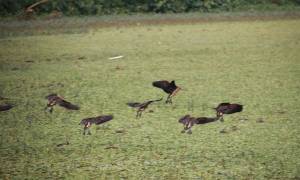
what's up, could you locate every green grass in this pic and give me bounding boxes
[0,17,300,179]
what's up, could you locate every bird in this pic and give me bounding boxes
[127,98,163,118]
[213,103,243,121]
[79,115,113,135]
[0,104,13,111]
[45,93,79,113]
[0,96,9,100]
[152,80,181,104]
[56,141,70,147]
[179,114,220,134]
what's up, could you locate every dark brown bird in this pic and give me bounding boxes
[45,93,79,113]
[152,80,181,104]
[79,115,113,135]
[0,104,13,111]
[179,114,219,134]
[214,103,243,121]
[127,98,162,118]
[56,141,70,147]
[0,96,9,100]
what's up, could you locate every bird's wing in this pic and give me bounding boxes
[217,102,231,107]
[152,81,170,90]
[127,102,141,108]
[58,99,80,110]
[145,98,163,105]
[79,117,94,125]
[226,104,243,114]
[195,117,217,124]
[0,104,13,111]
[154,98,163,102]
[0,96,9,100]
[94,115,113,125]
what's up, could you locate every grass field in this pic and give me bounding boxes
[0,15,300,179]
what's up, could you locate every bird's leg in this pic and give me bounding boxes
[45,105,53,113]
[44,103,53,113]
[87,129,91,135]
[83,122,91,135]
[182,120,193,133]
[168,87,181,104]
[49,107,53,113]
[44,105,48,112]
[166,94,172,104]
[137,107,145,118]
[166,94,170,103]
[181,124,188,133]
[83,126,88,135]
[187,121,193,134]
[218,112,224,122]
[220,116,224,122]
[46,100,56,113]
[83,127,86,135]
[138,110,143,118]
[136,110,140,118]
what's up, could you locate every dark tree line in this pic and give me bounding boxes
[1,0,299,16]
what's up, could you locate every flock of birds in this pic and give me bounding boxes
[1,80,243,135]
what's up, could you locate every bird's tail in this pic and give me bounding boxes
[59,100,80,110]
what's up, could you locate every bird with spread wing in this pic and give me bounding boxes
[127,98,163,118]
[79,115,113,135]
[152,80,181,104]
[45,93,80,113]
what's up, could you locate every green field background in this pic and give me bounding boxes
[0,18,300,179]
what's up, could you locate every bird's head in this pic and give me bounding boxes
[179,114,191,124]
[45,93,58,99]
[172,81,183,91]
[79,119,88,125]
